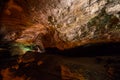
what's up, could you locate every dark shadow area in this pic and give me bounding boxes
[46,42,120,57]
[0,42,120,80]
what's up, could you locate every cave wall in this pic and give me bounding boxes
[0,0,120,50]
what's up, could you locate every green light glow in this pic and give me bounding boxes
[13,43,33,54]
[21,47,31,52]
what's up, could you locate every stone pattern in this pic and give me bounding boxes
[0,0,120,50]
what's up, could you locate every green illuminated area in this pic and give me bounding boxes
[20,45,32,53]
[11,43,34,55]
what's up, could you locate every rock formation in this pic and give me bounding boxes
[0,0,120,52]
[0,1,120,79]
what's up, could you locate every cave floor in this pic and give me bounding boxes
[0,51,120,80]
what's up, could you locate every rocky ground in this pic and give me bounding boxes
[0,0,120,79]
[0,42,120,80]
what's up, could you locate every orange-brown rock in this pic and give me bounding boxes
[0,0,120,51]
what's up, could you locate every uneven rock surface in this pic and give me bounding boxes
[0,0,120,51]
[0,42,120,80]
[0,1,120,80]
[0,51,120,80]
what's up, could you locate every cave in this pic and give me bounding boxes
[0,0,120,80]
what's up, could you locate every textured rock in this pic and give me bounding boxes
[1,52,120,80]
[0,0,120,50]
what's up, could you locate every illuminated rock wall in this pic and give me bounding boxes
[0,0,120,50]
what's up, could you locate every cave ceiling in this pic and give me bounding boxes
[0,0,120,50]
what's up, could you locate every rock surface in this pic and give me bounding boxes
[0,0,120,50]
[0,1,120,79]
[0,51,120,80]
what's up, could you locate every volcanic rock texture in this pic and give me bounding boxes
[0,0,120,50]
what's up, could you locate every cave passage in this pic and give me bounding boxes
[0,42,120,80]
[46,42,120,57]
[1,42,120,58]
